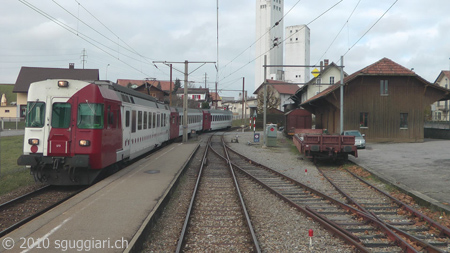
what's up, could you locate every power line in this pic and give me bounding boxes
[341,0,399,59]
[315,0,361,66]
[219,0,344,87]
[18,0,153,77]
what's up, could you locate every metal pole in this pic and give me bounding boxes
[340,56,344,134]
[169,64,173,107]
[183,60,188,143]
[263,55,267,146]
[242,77,245,123]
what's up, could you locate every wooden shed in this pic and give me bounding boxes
[284,108,312,135]
[301,58,450,142]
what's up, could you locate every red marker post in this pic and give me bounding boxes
[305,168,308,176]
[309,229,313,248]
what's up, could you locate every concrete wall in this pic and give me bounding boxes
[425,122,450,139]
[424,128,450,139]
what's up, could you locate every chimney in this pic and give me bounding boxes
[320,61,323,72]
[324,59,329,67]
[69,63,75,69]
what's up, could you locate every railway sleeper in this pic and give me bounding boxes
[361,241,396,248]
[371,210,399,215]
[386,221,415,226]
[345,227,377,233]
[315,210,348,215]
[364,206,398,210]
[356,234,387,240]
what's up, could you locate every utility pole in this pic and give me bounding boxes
[153,60,215,142]
[263,55,267,147]
[80,48,87,69]
[184,61,188,142]
[340,56,344,134]
[169,64,173,107]
[242,77,245,123]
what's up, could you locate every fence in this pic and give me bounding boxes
[0,117,25,130]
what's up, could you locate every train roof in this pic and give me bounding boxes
[105,81,160,103]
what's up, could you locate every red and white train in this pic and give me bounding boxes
[17,79,232,185]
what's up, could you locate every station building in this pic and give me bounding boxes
[300,58,450,142]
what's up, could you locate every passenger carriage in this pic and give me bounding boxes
[18,79,169,185]
[18,79,233,185]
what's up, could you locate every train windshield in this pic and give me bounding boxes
[25,101,45,128]
[77,103,104,129]
[51,103,71,128]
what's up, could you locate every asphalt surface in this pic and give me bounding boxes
[350,139,450,213]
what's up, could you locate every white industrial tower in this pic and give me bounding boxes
[255,0,284,91]
[285,25,310,84]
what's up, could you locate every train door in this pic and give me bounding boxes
[202,111,211,131]
[121,106,131,159]
[47,97,73,157]
[169,110,179,139]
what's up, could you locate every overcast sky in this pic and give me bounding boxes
[1,0,450,98]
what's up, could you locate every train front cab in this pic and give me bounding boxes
[18,80,122,185]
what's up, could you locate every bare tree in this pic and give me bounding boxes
[257,85,280,114]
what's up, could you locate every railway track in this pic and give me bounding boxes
[225,142,423,252]
[0,185,84,237]
[319,166,450,252]
[176,134,260,252]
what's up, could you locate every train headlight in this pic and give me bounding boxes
[58,80,69,88]
[79,140,91,146]
[28,138,39,145]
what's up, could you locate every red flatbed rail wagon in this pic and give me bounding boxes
[293,133,358,162]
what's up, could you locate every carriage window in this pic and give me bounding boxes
[26,101,46,128]
[131,110,137,132]
[153,113,156,128]
[138,111,143,130]
[143,111,148,129]
[148,112,152,128]
[157,114,160,127]
[51,103,71,128]
[77,103,104,129]
[126,111,130,127]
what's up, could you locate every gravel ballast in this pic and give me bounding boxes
[143,132,354,252]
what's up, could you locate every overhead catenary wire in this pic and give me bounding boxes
[342,0,399,58]
[315,0,362,66]
[18,0,167,79]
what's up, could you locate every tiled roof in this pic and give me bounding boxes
[13,66,99,93]
[433,70,450,84]
[176,88,210,94]
[301,57,427,105]
[116,79,174,91]
[254,79,300,95]
[210,92,221,101]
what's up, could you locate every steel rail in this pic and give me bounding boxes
[0,185,85,238]
[346,168,450,238]
[225,143,420,252]
[206,135,261,253]
[175,134,212,253]
[319,168,444,253]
